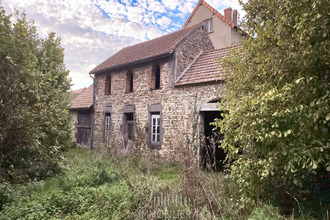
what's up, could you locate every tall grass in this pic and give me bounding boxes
[0,147,312,219]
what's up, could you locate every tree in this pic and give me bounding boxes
[0,6,72,182]
[216,0,329,215]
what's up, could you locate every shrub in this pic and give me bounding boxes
[216,0,329,217]
[0,3,72,183]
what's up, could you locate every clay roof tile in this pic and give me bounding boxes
[70,84,93,109]
[175,45,240,86]
[90,25,199,74]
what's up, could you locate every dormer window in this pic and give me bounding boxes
[126,70,134,93]
[204,19,213,33]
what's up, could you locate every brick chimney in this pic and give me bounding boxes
[233,9,238,26]
[224,7,232,22]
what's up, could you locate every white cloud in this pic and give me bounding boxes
[147,0,166,13]
[1,0,245,90]
[157,16,171,27]
[162,0,184,10]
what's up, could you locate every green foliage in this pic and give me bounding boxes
[0,5,72,182]
[0,148,285,219]
[249,205,284,220]
[0,148,134,219]
[216,0,329,216]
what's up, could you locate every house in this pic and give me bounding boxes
[88,0,244,168]
[183,0,243,49]
[70,85,94,148]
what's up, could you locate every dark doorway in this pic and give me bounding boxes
[200,111,226,171]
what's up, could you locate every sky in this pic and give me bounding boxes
[2,0,245,90]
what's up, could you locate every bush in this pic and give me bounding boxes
[0,3,72,183]
[216,0,329,217]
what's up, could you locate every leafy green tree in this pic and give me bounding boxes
[0,6,72,182]
[216,0,329,215]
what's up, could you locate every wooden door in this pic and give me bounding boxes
[76,110,92,147]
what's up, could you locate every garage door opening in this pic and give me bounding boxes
[200,108,226,171]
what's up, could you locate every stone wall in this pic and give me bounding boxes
[175,25,214,80]
[93,58,225,154]
[93,57,174,149]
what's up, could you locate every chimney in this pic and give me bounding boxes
[224,7,232,22]
[233,9,238,26]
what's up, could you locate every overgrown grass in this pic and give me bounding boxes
[0,148,185,219]
[0,147,315,219]
[0,148,133,219]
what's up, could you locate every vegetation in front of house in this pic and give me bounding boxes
[0,5,72,182]
[216,0,329,217]
[0,147,290,220]
[0,148,186,219]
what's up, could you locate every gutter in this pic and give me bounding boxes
[175,79,224,87]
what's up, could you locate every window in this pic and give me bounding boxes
[151,64,160,90]
[105,113,111,132]
[105,75,111,95]
[148,104,163,148]
[151,114,160,143]
[204,19,213,33]
[122,104,135,142]
[103,106,112,141]
[126,70,133,93]
[124,113,134,140]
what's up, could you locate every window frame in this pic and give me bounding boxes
[103,106,112,142]
[148,104,164,149]
[151,114,161,143]
[124,112,134,140]
[204,19,213,33]
[105,113,111,132]
[122,104,135,142]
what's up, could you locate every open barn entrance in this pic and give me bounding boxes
[200,103,226,171]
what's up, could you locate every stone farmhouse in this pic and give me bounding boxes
[71,0,245,168]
